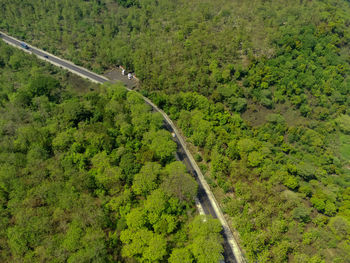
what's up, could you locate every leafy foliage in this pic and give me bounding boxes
[2,0,350,261]
[0,42,223,262]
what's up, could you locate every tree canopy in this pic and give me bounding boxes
[0,41,223,262]
[2,0,350,261]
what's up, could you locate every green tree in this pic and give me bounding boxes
[188,216,224,263]
[120,229,167,262]
[28,75,60,100]
[169,247,193,263]
[162,162,197,203]
[132,162,161,196]
[143,130,177,163]
[293,206,311,223]
[329,216,350,239]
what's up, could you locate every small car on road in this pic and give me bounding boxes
[20,42,29,49]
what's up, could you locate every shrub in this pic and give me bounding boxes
[293,206,311,223]
[335,114,350,134]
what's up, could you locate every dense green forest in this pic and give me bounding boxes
[1,0,350,262]
[0,41,224,262]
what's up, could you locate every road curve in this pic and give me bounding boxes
[0,31,245,263]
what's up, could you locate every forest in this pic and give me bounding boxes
[0,41,224,262]
[1,0,350,262]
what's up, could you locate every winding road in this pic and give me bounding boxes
[0,31,245,263]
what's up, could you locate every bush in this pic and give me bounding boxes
[324,201,337,216]
[199,164,207,174]
[298,183,313,197]
[247,151,263,167]
[284,175,299,190]
[293,206,311,223]
[194,153,202,162]
[228,97,247,113]
[335,114,350,134]
[116,0,139,8]
[310,196,326,212]
[329,216,350,238]
[260,97,273,108]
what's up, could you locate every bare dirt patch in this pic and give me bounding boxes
[104,68,138,89]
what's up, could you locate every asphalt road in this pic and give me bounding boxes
[1,34,110,84]
[166,124,237,263]
[0,32,243,263]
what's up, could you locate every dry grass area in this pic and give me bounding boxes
[241,101,307,127]
[65,73,98,94]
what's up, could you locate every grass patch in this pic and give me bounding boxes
[339,134,350,161]
[65,73,98,95]
[241,101,306,127]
